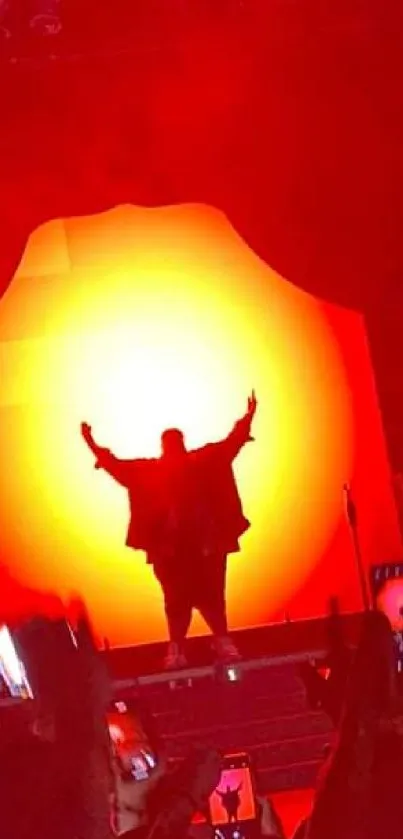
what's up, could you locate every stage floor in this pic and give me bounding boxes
[103,611,363,682]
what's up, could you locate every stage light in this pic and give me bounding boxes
[226,666,239,682]
[29,0,62,36]
[214,662,243,685]
[0,0,62,38]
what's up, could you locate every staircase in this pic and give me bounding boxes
[135,656,334,793]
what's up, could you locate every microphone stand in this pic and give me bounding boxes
[343,484,371,612]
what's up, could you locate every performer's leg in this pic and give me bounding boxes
[197,552,228,637]
[163,587,193,648]
[197,554,240,660]
[153,559,192,668]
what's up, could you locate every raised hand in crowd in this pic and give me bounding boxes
[306,610,403,839]
[0,603,113,839]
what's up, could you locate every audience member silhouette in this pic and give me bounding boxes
[299,597,353,726]
[0,604,221,839]
[0,604,112,839]
[306,610,403,839]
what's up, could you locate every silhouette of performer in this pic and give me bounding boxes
[80,391,257,669]
[216,784,243,823]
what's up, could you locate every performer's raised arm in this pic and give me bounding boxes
[220,390,257,461]
[80,422,134,486]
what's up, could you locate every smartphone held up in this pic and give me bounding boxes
[0,626,32,700]
[209,753,258,839]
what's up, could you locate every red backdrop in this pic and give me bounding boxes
[1,2,403,637]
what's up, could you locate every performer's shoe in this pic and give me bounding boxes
[213,635,241,663]
[164,642,188,671]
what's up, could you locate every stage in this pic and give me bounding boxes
[1,613,362,790]
[104,611,363,681]
[103,612,363,798]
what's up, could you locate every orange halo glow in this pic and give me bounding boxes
[0,204,400,646]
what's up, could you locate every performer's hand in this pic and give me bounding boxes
[81,421,92,439]
[190,747,222,809]
[247,390,257,418]
[80,422,95,450]
[172,747,222,813]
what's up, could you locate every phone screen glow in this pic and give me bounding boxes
[210,764,256,825]
[0,625,33,699]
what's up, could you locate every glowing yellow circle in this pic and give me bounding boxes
[0,204,355,645]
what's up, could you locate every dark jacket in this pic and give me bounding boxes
[95,414,253,561]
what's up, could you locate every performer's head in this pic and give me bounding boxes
[161,428,186,459]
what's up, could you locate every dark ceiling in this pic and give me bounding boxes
[1,0,403,462]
